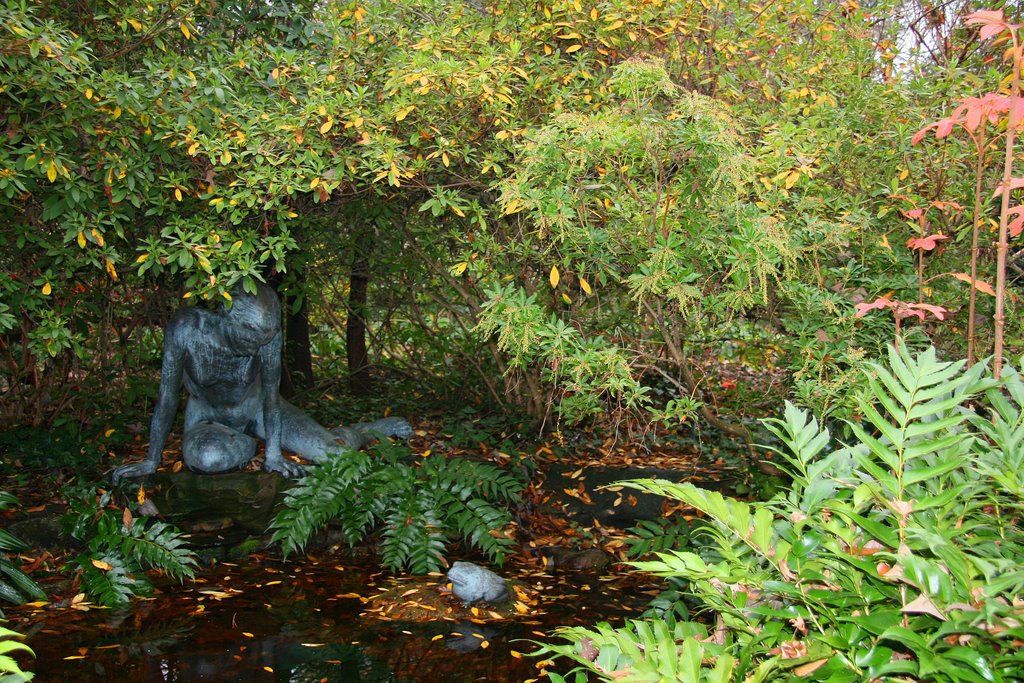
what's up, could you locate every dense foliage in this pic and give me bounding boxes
[3,0,1020,439]
[63,487,197,606]
[536,345,1024,681]
[270,442,524,573]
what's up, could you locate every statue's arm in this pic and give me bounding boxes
[112,318,187,482]
[259,333,303,477]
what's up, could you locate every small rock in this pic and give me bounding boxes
[446,561,509,605]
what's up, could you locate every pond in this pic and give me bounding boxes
[10,555,664,682]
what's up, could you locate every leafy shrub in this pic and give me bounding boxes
[270,441,525,573]
[63,487,197,606]
[536,345,1024,681]
[0,493,44,609]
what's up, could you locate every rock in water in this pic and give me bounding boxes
[446,561,509,605]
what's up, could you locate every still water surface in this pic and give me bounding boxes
[12,557,659,682]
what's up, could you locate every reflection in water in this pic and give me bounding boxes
[12,558,658,682]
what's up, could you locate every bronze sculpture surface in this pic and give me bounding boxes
[113,283,409,482]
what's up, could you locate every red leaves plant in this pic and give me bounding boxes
[906,233,948,251]
[855,297,947,323]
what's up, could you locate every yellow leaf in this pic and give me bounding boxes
[784,169,800,189]
[210,197,224,205]
[318,106,327,116]
[271,68,280,80]
[899,168,909,180]
[136,483,145,504]
[174,188,183,201]
[182,292,192,299]
[395,106,413,122]
[441,152,450,168]
[320,117,334,135]
[561,292,571,304]
[105,258,118,281]
[127,18,142,31]
[565,44,582,53]
[451,205,465,217]
[310,177,320,189]
[579,276,592,295]
[42,282,51,296]
[91,556,114,572]
[180,22,191,39]
[591,8,598,20]
[187,142,199,156]
[84,88,93,100]
[46,162,57,183]
[222,290,232,301]
[606,19,624,30]
[77,231,86,248]
[451,262,468,276]
[549,265,560,288]
[504,199,523,215]
[91,229,105,247]
[880,235,891,250]
[136,253,149,263]
[221,150,232,165]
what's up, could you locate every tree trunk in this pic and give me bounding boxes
[282,288,314,397]
[271,273,314,398]
[347,232,373,396]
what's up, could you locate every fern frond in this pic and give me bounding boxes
[270,451,371,556]
[442,497,515,564]
[78,553,147,607]
[119,520,197,581]
[619,480,782,570]
[626,518,691,559]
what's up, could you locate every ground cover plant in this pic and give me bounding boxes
[535,344,1024,681]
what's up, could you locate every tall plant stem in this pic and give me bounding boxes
[968,128,987,367]
[994,40,1022,379]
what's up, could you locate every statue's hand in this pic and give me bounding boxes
[263,456,307,478]
[112,460,158,484]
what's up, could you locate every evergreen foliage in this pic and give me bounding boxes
[536,346,1024,681]
[0,622,32,683]
[0,493,44,608]
[63,488,197,607]
[270,442,524,574]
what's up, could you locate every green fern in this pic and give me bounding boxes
[270,450,372,556]
[539,347,1024,681]
[270,442,524,573]
[626,517,691,559]
[77,552,144,607]
[63,486,197,607]
[118,519,197,580]
[534,619,736,683]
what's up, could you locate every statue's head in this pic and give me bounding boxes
[222,282,281,356]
